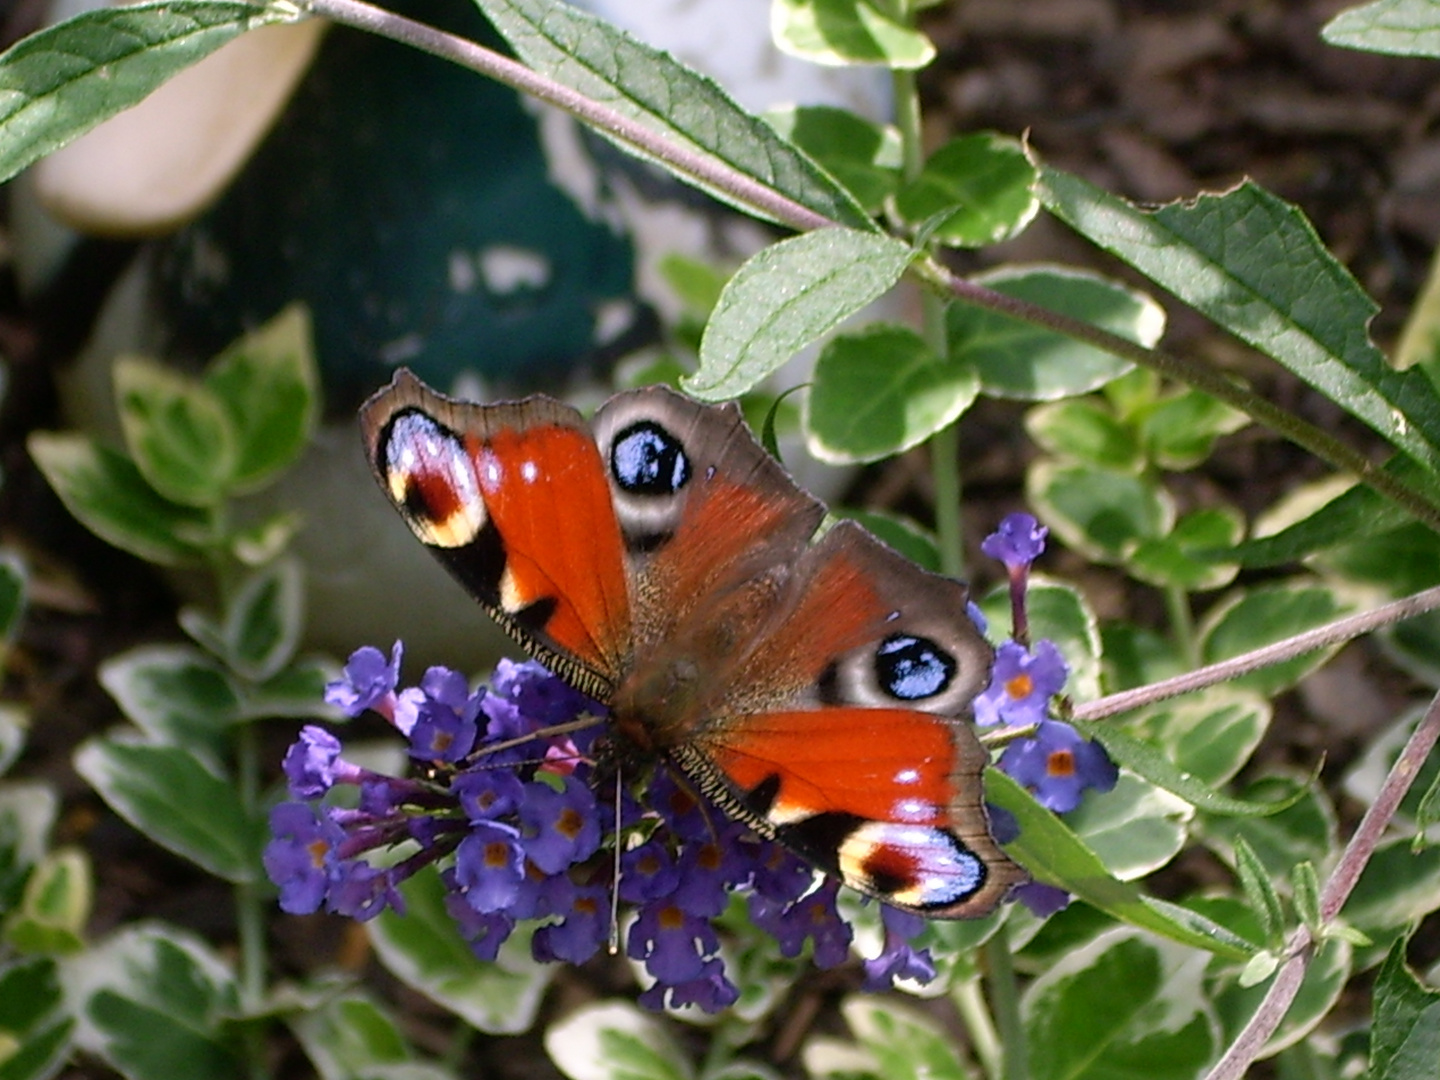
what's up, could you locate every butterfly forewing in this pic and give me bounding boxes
[360,371,632,695]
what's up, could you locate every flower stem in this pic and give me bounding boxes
[235,720,270,1080]
[983,930,1027,1080]
[952,974,1002,1080]
[1164,583,1198,669]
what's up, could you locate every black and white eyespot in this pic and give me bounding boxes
[610,420,691,496]
[380,409,486,550]
[821,627,984,715]
[593,388,721,547]
[875,633,956,701]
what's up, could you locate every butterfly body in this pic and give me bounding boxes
[361,370,1025,918]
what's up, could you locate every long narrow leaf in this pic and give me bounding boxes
[0,0,294,184]
[986,770,1253,959]
[471,0,871,229]
[1041,168,1440,480]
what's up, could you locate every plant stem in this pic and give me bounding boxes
[983,932,1027,1080]
[1073,583,1440,721]
[234,719,270,1080]
[1163,583,1198,669]
[236,722,267,1009]
[303,0,832,233]
[911,256,1440,534]
[952,974,1002,1080]
[1203,686,1440,1080]
[891,59,967,575]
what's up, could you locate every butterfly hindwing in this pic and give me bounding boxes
[686,523,1026,917]
[360,371,632,696]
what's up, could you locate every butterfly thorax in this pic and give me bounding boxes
[609,568,791,753]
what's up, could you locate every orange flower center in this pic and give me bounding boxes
[1047,749,1076,778]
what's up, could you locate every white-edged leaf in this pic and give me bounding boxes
[544,1001,693,1080]
[690,227,913,399]
[0,0,294,184]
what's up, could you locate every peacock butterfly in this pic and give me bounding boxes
[359,369,1025,918]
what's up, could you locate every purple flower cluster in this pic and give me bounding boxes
[976,512,1119,915]
[264,512,1115,1007]
[265,648,923,1011]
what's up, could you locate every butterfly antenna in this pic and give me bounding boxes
[477,714,604,759]
[608,764,623,956]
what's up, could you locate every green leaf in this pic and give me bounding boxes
[1027,461,1174,562]
[27,433,211,565]
[1126,689,1271,788]
[1065,772,1191,880]
[1343,708,1439,827]
[805,323,978,463]
[99,646,241,768]
[229,511,301,567]
[1023,930,1218,1080]
[70,925,240,1080]
[1075,717,1299,818]
[1318,518,1440,599]
[1416,766,1440,850]
[765,105,901,213]
[1129,506,1244,591]
[690,227,913,399]
[0,0,292,185]
[894,132,1037,246]
[1211,929,1352,1056]
[953,265,1161,401]
[1200,776,1338,884]
[1025,398,1142,471]
[1292,861,1322,932]
[1370,938,1440,1080]
[289,993,414,1080]
[772,0,935,69]
[657,254,729,318]
[1343,838,1440,942]
[1041,169,1440,480]
[220,558,304,682]
[835,510,939,571]
[0,957,73,1080]
[1100,622,1184,694]
[1140,388,1248,470]
[368,867,552,1035]
[472,0,870,229]
[834,997,968,1080]
[114,356,235,507]
[543,1001,693,1080]
[987,770,1252,958]
[1323,0,1440,57]
[1198,583,1350,697]
[1222,468,1412,568]
[4,848,90,955]
[0,705,25,778]
[204,303,318,491]
[0,781,58,908]
[0,553,24,661]
[73,735,260,883]
[241,656,337,721]
[1232,836,1285,946]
